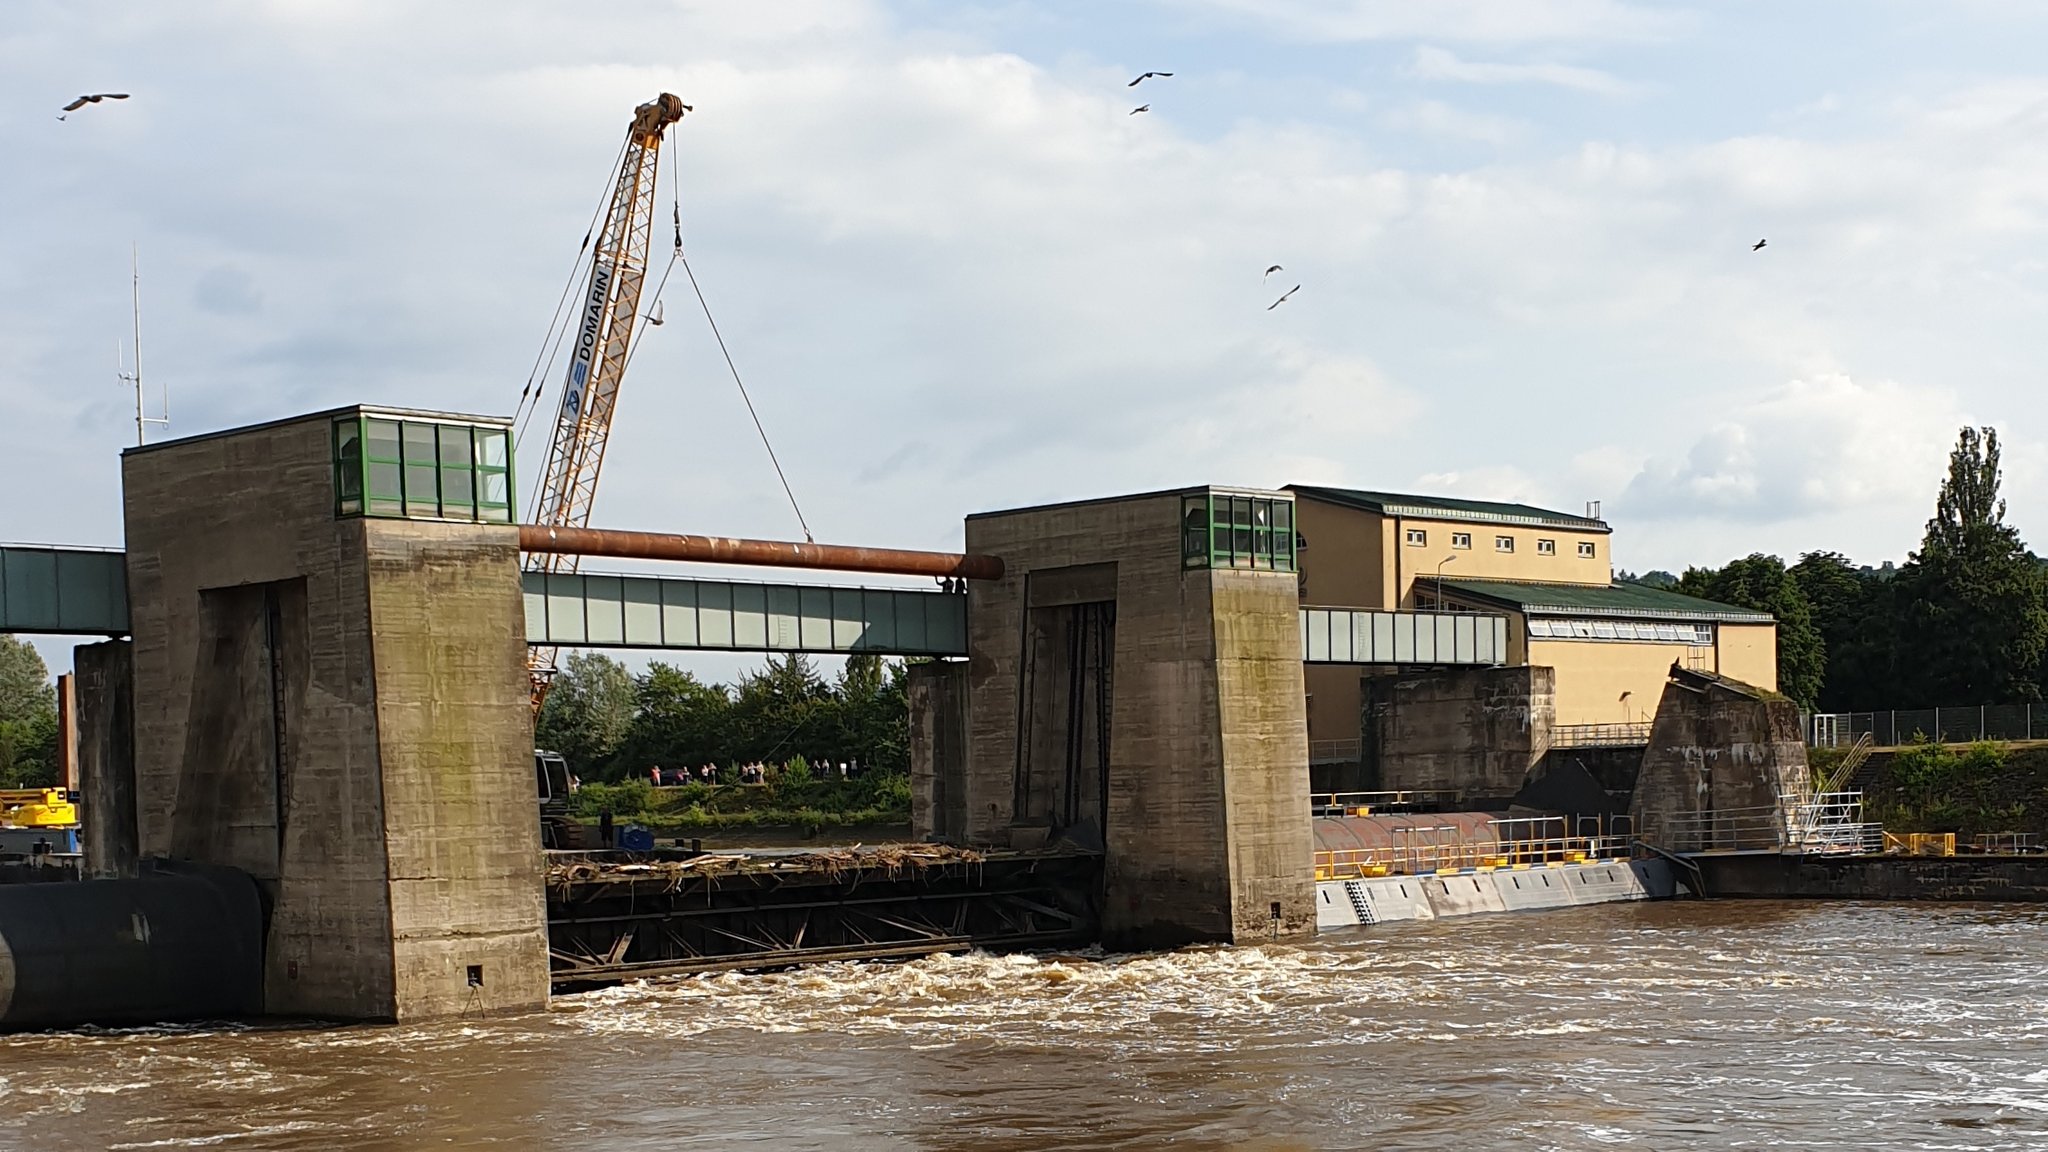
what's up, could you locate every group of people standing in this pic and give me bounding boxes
[645,759,864,787]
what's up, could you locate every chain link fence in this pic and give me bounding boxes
[1806,705,2047,747]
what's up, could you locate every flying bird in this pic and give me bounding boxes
[1130,104,1150,115]
[61,93,128,112]
[1128,71,1174,87]
[1751,238,1767,251]
[1263,264,1284,280]
[1267,285,1300,311]
[647,299,665,326]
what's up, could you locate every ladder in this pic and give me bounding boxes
[1343,880,1377,925]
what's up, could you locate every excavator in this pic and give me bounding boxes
[523,93,689,848]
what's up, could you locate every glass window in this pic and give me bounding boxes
[364,418,404,516]
[333,419,363,515]
[1405,528,1427,547]
[1495,535,1514,553]
[1181,493,1296,573]
[1537,538,1556,555]
[336,415,515,523]
[1451,532,1471,549]
[1578,541,1596,558]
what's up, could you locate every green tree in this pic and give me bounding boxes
[1895,427,2048,705]
[0,636,60,787]
[616,663,732,776]
[1676,553,1825,708]
[534,651,637,780]
[1790,551,1895,711]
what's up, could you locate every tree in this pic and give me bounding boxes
[0,636,60,787]
[616,663,731,777]
[1676,553,1825,709]
[1790,551,1895,711]
[534,651,637,780]
[1894,426,2048,705]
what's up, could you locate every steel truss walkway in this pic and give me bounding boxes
[6,545,1510,668]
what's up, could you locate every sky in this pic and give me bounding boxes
[6,0,2048,675]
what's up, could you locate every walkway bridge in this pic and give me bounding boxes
[4,543,1508,666]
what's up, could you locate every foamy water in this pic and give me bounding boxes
[4,901,2048,1149]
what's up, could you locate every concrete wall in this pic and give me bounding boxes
[363,520,547,1020]
[121,409,545,1022]
[74,639,136,880]
[1716,623,1778,692]
[1365,665,1553,802]
[907,661,969,843]
[1630,667,1809,850]
[1527,638,1703,727]
[962,490,1315,948]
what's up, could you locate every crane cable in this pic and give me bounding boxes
[514,135,632,453]
[664,138,815,544]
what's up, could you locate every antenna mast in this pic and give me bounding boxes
[118,245,168,446]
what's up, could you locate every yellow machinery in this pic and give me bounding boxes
[0,788,78,828]
[524,93,690,714]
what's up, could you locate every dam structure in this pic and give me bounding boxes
[3,402,1864,1030]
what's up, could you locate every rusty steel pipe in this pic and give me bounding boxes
[518,525,1005,581]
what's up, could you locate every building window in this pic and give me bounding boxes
[1182,492,1296,573]
[335,415,513,524]
[1578,541,1596,558]
[1495,535,1514,553]
[1451,532,1471,549]
[1536,538,1556,556]
[1405,528,1427,547]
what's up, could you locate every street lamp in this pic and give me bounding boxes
[1433,554,1456,609]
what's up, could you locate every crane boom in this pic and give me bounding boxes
[526,93,689,712]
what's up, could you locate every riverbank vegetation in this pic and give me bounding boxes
[1861,739,2048,837]
[567,757,912,835]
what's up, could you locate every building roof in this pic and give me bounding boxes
[1438,577,1776,623]
[1285,485,1610,532]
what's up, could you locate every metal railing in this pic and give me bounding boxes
[1310,790,1459,816]
[1308,739,1362,764]
[1807,705,2048,748]
[1312,816,1626,880]
[1649,792,1883,855]
[1550,722,1653,749]
[1970,832,2043,855]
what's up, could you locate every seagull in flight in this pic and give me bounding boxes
[1128,71,1174,87]
[1130,104,1150,115]
[61,92,128,115]
[1267,285,1300,311]
[1263,264,1284,281]
[1751,238,1767,251]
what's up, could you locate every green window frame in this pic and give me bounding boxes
[333,415,514,523]
[1181,492,1296,572]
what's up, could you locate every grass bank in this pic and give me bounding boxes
[568,768,911,837]
[1860,740,2048,837]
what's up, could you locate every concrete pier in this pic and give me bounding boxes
[950,487,1316,949]
[119,407,546,1021]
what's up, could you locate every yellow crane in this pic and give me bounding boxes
[524,93,690,713]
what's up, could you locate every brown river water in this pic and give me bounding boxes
[4,900,2047,1150]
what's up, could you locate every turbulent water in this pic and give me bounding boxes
[5,901,2048,1150]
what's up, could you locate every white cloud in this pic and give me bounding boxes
[1409,46,1635,96]
[1173,0,1690,44]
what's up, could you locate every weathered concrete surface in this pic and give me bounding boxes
[1630,665,1809,850]
[364,520,547,1021]
[1364,665,1553,803]
[1694,853,2048,902]
[121,408,545,1022]
[74,639,136,880]
[907,661,969,843]
[961,489,1315,949]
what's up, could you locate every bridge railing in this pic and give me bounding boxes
[1550,722,1653,749]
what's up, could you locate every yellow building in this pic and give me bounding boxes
[1288,485,1778,767]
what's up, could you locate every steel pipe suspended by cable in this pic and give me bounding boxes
[518,525,1005,581]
